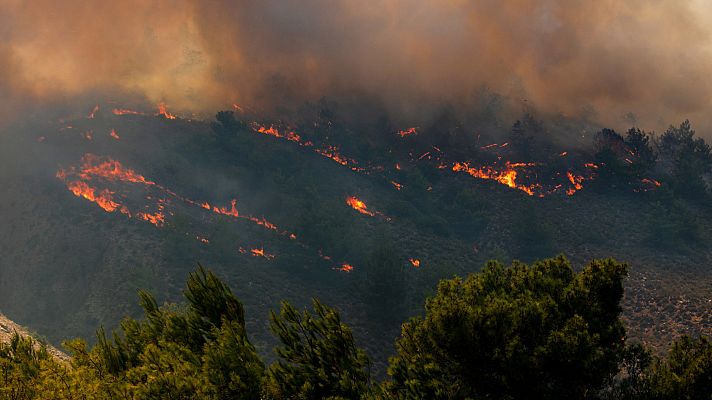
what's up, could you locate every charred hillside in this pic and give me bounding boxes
[0,102,710,374]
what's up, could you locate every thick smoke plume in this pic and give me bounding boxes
[2,0,712,132]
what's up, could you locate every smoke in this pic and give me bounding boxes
[2,0,712,132]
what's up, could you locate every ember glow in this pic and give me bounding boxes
[110,129,120,140]
[396,127,418,137]
[239,247,276,260]
[112,108,145,116]
[409,258,421,268]
[87,105,99,119]
[346,196,375,217]
[337,263,354,273]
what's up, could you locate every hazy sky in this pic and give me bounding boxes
[2,0,712,132]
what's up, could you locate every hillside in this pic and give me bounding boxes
[0,105,710,374]
[0,314,68,362]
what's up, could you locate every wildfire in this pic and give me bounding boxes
[452,162,536,196]
[346,196,376,217]
[396,127,418,137]
[256,125,302,142]
[239,247,275,260]
[391,181,403,190]
[136,212,166,226]
[110,129,120,140]
[156,103,176,119]
[64,180,120,212]
[337,263,354,273]
[641,178,662,187]
[566,171,585,196]
[112,108,144,116]
[74,154,155,185]
[57,154,295,234]
[87,105,99,119]
[409,258,421,268]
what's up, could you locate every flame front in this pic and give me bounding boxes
[452,162,537,196]
[346,196,376,217]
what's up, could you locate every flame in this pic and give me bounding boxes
[559,151,568,157]
[409,258,421,268]
[256,125,302,142]
[196,236,210,244]
[240,247,275,260]
[75,154,155,185]
[215,199,239,217]
[83,130,93,140]
[346,196,376,217]
[110,129,120,140]
[337,263,354,273]
[391,181,403,190]
[64,180,120,212]
[396,127,418,137]
[87,104,99,119]
[566,171,585,195]
[156,102,176,119]
[136,212,166,227]
[112,108,145,116]
[452,162,536,196]
[641,178,662,187]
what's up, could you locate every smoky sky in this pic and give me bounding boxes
[2,0,712,132]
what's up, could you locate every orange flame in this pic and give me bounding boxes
[110,129,120,140]
[75,154,155,185]
[409,258,421,268]
[240,247,275,260]
[337,263,354,272]
[452,162,536,196]
[64,180,120,212]
[112,108,144,116]
[256,125,302,142]
[346,196,376,216]
[396,127,418,137]
[566,171,585,195]
[156,102,176,119]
